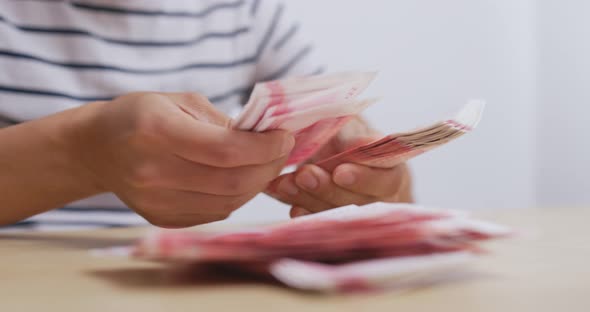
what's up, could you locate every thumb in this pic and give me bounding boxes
[161,92,231,128]
[339,135,382,151]
[334,115,382,151]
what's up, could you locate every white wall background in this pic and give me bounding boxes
[536,1,590,208]
[231,0,589,223]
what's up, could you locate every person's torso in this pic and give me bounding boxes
[0,0,268,125]
[0,0,320,230]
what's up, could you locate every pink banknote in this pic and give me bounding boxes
[232,72,376,164]
[131,203,511,292]
[233,71,484,169]
[316,100,485,170]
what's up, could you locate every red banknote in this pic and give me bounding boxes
[131,203,511,292]
[233,71,484,168]
[233,72,378,165]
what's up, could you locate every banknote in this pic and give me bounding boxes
[131,203,511,292]
[270,252,475,292]
[232,71,484,168]
[94,73,496,293]
[233,71,377,131]
[233,72,377,165]
[316,100,485,170]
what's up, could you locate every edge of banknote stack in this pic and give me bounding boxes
[130,203,512,293]
[93,72,502,294]
[232,71,485,169]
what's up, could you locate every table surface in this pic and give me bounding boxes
[1,207,589,312]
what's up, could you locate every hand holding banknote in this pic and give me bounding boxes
[94,74,492,294]
[267,116,413,217]
[234,71,483,217]
[72,92,294,228]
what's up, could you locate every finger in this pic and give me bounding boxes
[161,111,295,167]
[293,165,377,208]
[290,206,312,218]
[336,117,382,149]
[332,163,410,199]
[269,174,333,213]
[339,135,381,150]
[155,155,287,196]
[120,188,256,228]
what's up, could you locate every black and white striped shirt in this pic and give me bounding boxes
[0,0,321,231]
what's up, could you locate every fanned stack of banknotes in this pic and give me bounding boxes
[232,71,484,168]
[123,72,508,293]
[133,203,511,292]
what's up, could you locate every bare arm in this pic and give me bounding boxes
[0,106,100,224]
[0,93,293,227]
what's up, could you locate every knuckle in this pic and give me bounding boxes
[183,92,209,104]
[136,92,168,105]
[131,94,169,138]
[127,162,161,188]
[133,115,160,141]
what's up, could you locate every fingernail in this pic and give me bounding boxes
[296,171,319,190]
[281,135,296,155]
[278,178,299,196]
[334,168,356,186]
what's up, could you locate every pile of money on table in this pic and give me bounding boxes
[134,203,510,292]
[127,72,508,293]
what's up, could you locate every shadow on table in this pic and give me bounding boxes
[88,264,491,295]
[0,233,136,249]
[89,265,287,291]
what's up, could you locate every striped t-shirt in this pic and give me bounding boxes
[0,0,321,231]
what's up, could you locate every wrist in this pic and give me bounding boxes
[55,102,107,196]
[0,103,109,224]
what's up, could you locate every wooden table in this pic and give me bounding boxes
[1,207,589,312]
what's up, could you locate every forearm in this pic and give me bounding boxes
[0,106,101,225]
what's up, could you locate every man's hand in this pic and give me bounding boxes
[66,93,294,227]
[267,116,413,217]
